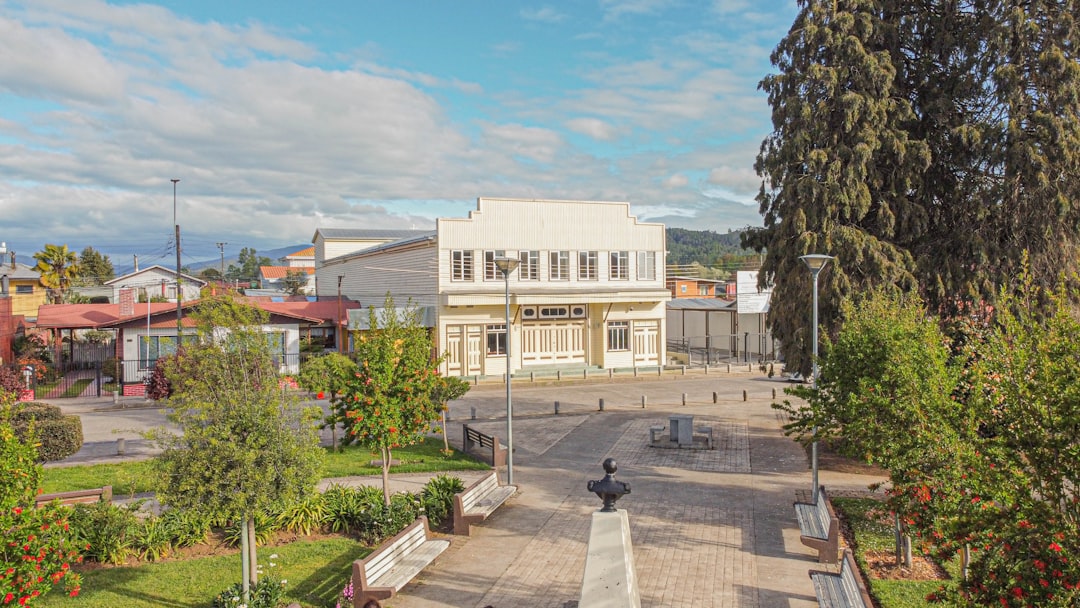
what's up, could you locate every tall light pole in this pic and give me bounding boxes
[799,253,834,504]
[494,256,521,485]
[172,179,182,337]
[216,242,228,286]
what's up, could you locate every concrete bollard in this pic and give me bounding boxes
[531,372,535,382]
[705,364,709,375]
[743,390,748,401]
[555,401,560,415]
[471,407,477,420]
[633,367,638,378]
[727,363,732,373]
[117,438,126,455]
[558,370,563,381]
[713,391,718,404]
[608,368,613,379]
[584,368,589,380]
[772,388,777,399]
[681,365,686,375]
[641,395,647,409]
[748,363,753,372]
[113,390,119,404]
[656,366,662,377]
[598,398,605,412]
[682,393,687,406]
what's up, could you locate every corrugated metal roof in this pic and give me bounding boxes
[666,298,738,311]
[315,228,433,240]
[321,232,437,264]
[0,263,41,280]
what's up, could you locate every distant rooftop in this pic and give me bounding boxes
[315,228,433,241]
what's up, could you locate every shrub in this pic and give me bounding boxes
[223,510,279,547]
[0,366,21,395]
[276,495,326,536]
[9,402,84,462]
[158,508,212,548]
[145,357,173,400]
[68,501,140,565]
[212,562,287,608]
[132,515,173,561]
[421,474,464,527]
[101,358,122,382]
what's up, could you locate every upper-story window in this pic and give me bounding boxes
[519,250,539,280]
[452,250,474,281]
[610,251,629,280]
[578,251,598,280]
[15,285,33,294]
[484,250,506,281]
[637,251,656,280]
[550,251,570,281]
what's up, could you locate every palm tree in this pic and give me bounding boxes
[33,244,79,303]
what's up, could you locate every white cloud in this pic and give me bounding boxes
[520,7,567,23]
[599,0,677,20]
[0,17,126,102]
[663,173,689,188]
[565,117,622,141]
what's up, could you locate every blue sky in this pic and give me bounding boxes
[0,0,798,267]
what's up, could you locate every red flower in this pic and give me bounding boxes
[4,592,13,603]
[317,392,325,399]
[12,508,21,516]
[1012,586,1024,597]
[1050,542,1063,552]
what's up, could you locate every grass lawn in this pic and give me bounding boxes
[43,437,490,495]
[39,537,369,608]
[832,497,959,608]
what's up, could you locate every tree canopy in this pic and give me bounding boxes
[76,247,114,285]
[226,247,271,283]
[32,244,79,304]
[746,0,1080,374]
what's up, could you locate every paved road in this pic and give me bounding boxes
[46,371,886,607]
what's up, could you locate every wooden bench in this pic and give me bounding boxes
[695,425,714,449]
[462,425,507,467]
[809,549,873,607]
[452,470,516,536]
[35,486,113,508]
[350,516,449,606]
[794,485,840,564]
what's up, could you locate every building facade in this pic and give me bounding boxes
[315,198,670,377]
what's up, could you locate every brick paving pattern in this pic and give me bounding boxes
[606,419,751,473]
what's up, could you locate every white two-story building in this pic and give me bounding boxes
[314,197,670,377]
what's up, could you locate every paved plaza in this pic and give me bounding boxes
[48,372,886,607]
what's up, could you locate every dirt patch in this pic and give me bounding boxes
[863,549,948,581]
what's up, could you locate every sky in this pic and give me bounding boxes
[0,0,798,269]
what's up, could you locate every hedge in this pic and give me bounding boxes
[9,401,84,462]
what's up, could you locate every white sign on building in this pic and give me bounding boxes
[736,271,771,314]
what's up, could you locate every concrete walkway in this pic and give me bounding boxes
[44,372,887,608]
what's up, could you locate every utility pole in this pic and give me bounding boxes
[216,242,228,287]
[172,179,182,337]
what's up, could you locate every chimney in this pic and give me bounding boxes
[134,254,139,272]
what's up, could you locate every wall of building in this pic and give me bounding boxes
[317,240,439,308]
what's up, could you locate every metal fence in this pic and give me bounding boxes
[118,352,308,387]
[666,332,780,366]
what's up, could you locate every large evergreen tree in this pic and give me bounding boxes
[748,0,1080,374]
[76,246,115,285]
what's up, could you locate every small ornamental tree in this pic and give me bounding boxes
[0,404,83,606]
[342,295,443,505]
[296,352,358,451]
[431,375,470,454]
[925,274,1080,606]
[150,295,323,603]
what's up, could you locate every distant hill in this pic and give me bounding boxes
[666,228,753,266]
[184,244,309,274]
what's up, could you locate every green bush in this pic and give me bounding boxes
[158,508,212,548]
[132,516,173,561]
[276,495,326,536]
[101,358,122,382]
[69,501,140,564]
[422,474,464,527]
[9,401,84,461]
[212,573,287,608]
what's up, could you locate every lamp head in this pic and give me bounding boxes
[493,256,521,275]
[799,254,835,275]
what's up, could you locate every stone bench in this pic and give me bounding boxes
[452,470,516,536]
[648,425,665,443]
[794,485,840,564]
[462,424,507,467]
[695,425,714,449]
[35,486,113,508]
[350,516,449,606]
[809,549,873,607]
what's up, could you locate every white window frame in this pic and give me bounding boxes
[519,250,539,280]
[550,251,570,281]
[484,250,506,281]
[578,251,598,280]
[610,251,629,280]
[486,324,507,355]
[607,321,630,351]
[637,251,656,280]
[452,250,474,281]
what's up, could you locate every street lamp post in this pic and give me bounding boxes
[493,256,521,485]
[799,253,834,504]
[172,179,182,336]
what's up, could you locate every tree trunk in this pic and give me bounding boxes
[241,514,251,604]
[381,445,392,506]
[248,516,259,585]
[442,408,450,453]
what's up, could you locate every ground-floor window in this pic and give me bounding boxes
[486,324,507,355]
[607,321,630,351]
[138,335,197,369]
